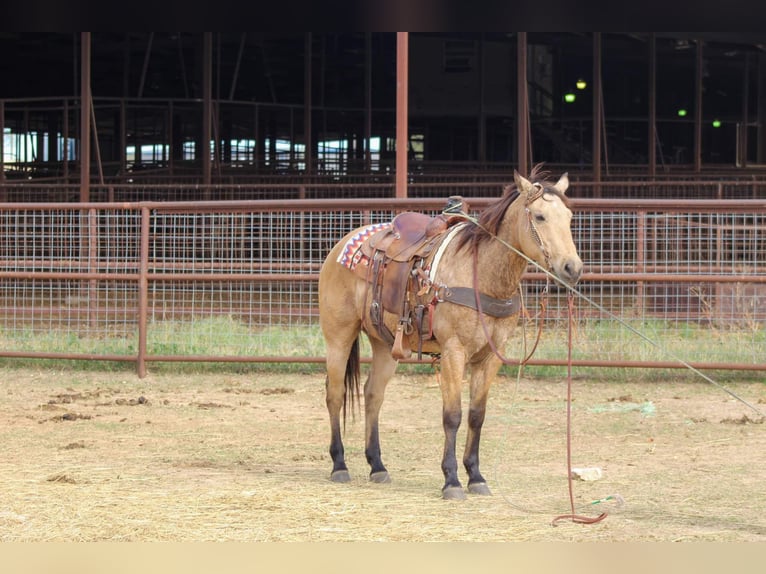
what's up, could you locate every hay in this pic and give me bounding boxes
[0,367,764,541]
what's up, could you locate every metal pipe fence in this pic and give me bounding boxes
[2,177,766,202]
[1,196,765,376]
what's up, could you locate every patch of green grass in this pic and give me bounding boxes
[0,315,763,380]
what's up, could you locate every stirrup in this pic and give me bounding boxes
[391,323,411,360]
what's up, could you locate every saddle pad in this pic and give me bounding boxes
[337,222,391,270]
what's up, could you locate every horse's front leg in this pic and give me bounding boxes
[439,343,467,500]
[463,354,502,495]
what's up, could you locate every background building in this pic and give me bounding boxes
[1,32,765,192]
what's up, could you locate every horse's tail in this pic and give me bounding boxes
[342,336,361,429]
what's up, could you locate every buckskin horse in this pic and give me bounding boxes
[318,165,583,499]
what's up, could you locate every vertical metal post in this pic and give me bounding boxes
[88,208,99,330]
[229,33,246,101]
[80,32,91,202]
[396,32,409,199]
[137,206,150,378]
[740,53,750,168]
[255,104,261,172]
[648,34,656,177]
[202,32,213,190]
[636,210,645,316]
[119,99,127,175]
[63,99,69,181]
[0,100,5,195]
[592,32,602,189]
[304,32,313,174]
[365,32,372,172]
[694,39,703,172]
[477,34,486,165]
[137,33,154,99]
[758,53,766,164]
[167,100,174,174]
[516,32,528,176]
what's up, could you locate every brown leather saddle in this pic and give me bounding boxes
[352,211,450,359]
[350,200,521,361]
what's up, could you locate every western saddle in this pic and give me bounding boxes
[350,197,520,361]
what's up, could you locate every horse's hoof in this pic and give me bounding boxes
[330,469,351,483]
[468,482,492,496]
[442,486,467,501]
[370,471,391,484]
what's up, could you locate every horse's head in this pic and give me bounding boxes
[513,169,583,286]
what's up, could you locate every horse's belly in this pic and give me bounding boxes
[415,339,441,355]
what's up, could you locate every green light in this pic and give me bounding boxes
[576,78,587,90]
[712,119,721,128]
[677,109,687,117]
[564,92,576,103]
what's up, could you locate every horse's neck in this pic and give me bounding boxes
[474,227,527,299]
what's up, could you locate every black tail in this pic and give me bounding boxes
[342,337,361,430]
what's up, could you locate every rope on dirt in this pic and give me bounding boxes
[551,291,608,526]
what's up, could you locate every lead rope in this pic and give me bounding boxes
[551,291,608,526]
[456,205,763,525]
[454,210,764,417]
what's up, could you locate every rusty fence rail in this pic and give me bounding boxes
[1,197,765,376]
[2,178,766,202]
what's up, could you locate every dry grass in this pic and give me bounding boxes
[0,366,764,541]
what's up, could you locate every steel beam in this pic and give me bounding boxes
[396,32,409,198]
[79,33,91,202]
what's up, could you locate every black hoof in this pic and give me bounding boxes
[442,485,467,501]
[468,482,491,496]
[330,469,351,483]
[370,470,391,484]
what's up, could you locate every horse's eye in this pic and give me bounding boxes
[534,214,546,223]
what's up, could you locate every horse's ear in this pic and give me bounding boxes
[553,172,570,195]
[513,170,533,194]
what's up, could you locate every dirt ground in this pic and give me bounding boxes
[0,364,764,541]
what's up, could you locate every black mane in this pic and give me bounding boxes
[454,163,570,254]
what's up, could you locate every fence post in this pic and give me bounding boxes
[87,207,99,332]
[137,206,150,378]
[636,210,645,315]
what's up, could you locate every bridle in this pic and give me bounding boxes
[524,183,552,273]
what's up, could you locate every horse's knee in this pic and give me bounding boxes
[442,408,461,431]
[467,406,486,429]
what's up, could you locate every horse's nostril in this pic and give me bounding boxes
[563,260,582,282]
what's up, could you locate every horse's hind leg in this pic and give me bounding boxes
[364,337,398,483]
[324,327,361,483]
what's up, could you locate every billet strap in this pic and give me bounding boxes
[441,287,520,318]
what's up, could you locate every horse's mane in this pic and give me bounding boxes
[454,163,571,254]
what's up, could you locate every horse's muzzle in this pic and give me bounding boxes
[557,257,583,286]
